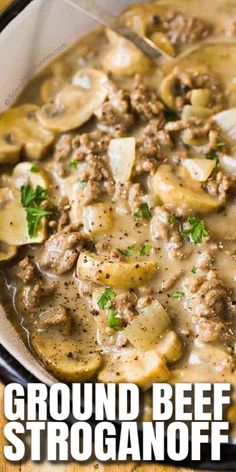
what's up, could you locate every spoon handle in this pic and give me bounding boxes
[64,0,173,61]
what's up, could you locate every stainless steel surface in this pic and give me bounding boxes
[64,0,173,61]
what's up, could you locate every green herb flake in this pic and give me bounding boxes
[140,242,152,256]
[79,180,87,189]
[30,164,39,173]
[168,215,176,225]
[69,160,78,170]
[134,203,152,220]
[205,148,218,160]
[21,184,52,237]
[182,216,208,245]
[117,245,138,257]
[97,288,116,310]
[191,265,197,274]
[107,309,121,330]
[171,291,185,299]
[205,141,225,161]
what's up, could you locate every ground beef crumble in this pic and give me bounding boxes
[130,75,166,125]
[40,224,86,275]
[184,270,232,342]
[157,10,211,46]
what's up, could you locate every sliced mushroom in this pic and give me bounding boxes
[0,241,17,263]
[83,203,112,236]
[37,69,109,133]
[40,62,69,102]
[0,104,55,163]
[76,251,158,289]
[98,347,169,389]
[0,187,46,245]
[151,164,220,213]
[102,30,151,77]
[31,329,102,382]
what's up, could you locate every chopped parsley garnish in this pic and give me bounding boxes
[107,309,121,330]
[191,265,197,274]
[165,108,179,122]
[140,242,152,256]
[205,141,226,161]
[117,245,138,257]
[171,291,185,299]
[168,215,176,225]
[133,203,152,220]
[205,148,218,160]
[79,180,87,189]
[30,164,39,173]
[69,160,78,170]
[97,288,116,310]
[21,184,52,237]
[182,216,208,245]
[117,242,152,257]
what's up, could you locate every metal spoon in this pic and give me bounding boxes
[63,0,174,62]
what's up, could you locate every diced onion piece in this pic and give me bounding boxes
[125,300,171,351]
[219,154,236,176]
[98,347,170,389]
[83,203,112,236]
[12,162,49,190]
[76,251,158,289]
[213,108,236,140]
[182,105,212,120]
[156,330,183,363]
[190,88,212,107]
[182,158,216,182]
[108,137,135,183]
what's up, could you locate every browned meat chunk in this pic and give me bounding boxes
[72,130,110,160]
[37,305,72,334]
[151,207,189,259]
[94,83,134,136]
[184,270,231,342]
[23,280,56,310]
[13,256,36,284]
[80,154,114,205]
[130,75,166,125]
[160,11,211,46]
[206,171,236,203]
[40,225,85,275]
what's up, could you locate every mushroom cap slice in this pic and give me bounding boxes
[37,68,109,133]
[31,329,102,382]
[0,241,17,262]
[98,348,169,389]
[76,251,158,289]
[0,187,46,246]
[151,164,220,213]
[0,104,55,163]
